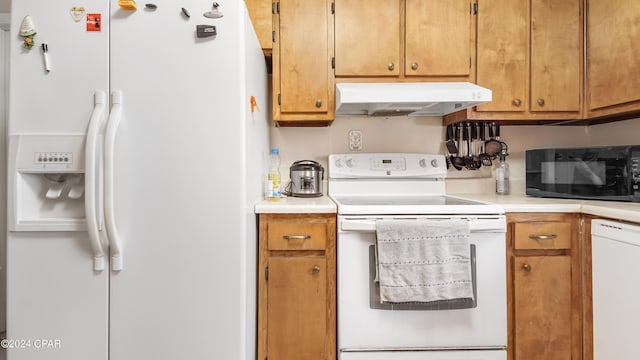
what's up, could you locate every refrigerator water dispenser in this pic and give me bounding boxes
[8,134,89,231]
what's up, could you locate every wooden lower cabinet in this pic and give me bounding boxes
[507,213,582,360]
[514,255,572,359]
[258,213,336,360]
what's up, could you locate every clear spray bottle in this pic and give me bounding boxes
[495,152,510,195]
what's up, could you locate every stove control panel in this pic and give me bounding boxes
[329,153,447,178]
[370,157,406,171]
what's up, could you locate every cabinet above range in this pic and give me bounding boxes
[334,0,475,81]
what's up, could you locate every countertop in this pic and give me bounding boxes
[255,193,640,223]
[254,195,337,214]
[451,193,640,223]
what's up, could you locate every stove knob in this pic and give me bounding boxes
[431,159,439,168]
[335,159,344,167]
[346,159,355,168]
[419,159,427,168]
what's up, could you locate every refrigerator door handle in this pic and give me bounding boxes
[85,91,107,271]
[105,90,124,271]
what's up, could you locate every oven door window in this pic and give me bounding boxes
[368,245,477,310]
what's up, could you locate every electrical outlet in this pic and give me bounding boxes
[349,130,362,151]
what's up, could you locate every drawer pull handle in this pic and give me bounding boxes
[529,234,557,241]
[283,235,311,241]
[312,265,321,275]
[522,263,532,272]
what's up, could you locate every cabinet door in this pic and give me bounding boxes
[530,0,581,112]
[405,0,471,77]
[245,0,273,50]
[514,256,572,359]
[267,256,328,360]
[335,0,400,76]
[274,0,333,120]
[476,0,527,112]
[587,0,640,111]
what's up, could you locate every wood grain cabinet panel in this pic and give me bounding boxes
[514,222,572,250]
[272,0,334,125]
[334,0,401,76]
[530,0,581,113]
[447,0,583,123]
[267,222,328,250]
[476,0,528,113]
[507,213,582,360]
[245,0,273,50]
[258,213,336,360]
[267,256,328,359]
[514,255,572,359]
[587,0,640,118]
[334,0,474,81]
[404,0,471,77]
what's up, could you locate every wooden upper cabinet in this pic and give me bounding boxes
[273,0,335,125]
[245,0,273,50]
[587,0,640,117]
[476,0,527,112]
[470,0,582,121]
[405,0,471,77]
[531,0,581,112]
[334,0,474,81]
[334,0,401,76]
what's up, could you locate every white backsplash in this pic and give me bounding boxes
[270,116,640,196]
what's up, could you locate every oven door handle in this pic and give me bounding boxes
[340,218,505,233]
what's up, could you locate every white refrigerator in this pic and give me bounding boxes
[7,1,269,359]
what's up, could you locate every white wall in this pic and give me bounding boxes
[270,115,443,173]
[270,116,600,195]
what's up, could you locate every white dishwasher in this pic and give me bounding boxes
[591,219,640,360]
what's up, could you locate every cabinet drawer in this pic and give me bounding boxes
[514,222,572,250]
[267,222,327,250]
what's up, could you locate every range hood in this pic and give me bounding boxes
[335,82,492,117]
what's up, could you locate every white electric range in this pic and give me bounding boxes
[328,153,507,360]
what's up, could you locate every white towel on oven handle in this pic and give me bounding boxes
[375,219,473,303]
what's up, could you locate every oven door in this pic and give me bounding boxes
[337,215,507,356]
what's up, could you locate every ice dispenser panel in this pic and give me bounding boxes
[9,134,88,231]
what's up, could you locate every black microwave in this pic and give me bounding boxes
[526,145,640,202]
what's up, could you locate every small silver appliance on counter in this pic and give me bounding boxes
[285,160,324,197]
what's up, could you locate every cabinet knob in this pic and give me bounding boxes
[411,62,419,70]
[522,263,532,272]
[512,98,522,107]
[315,99,323,108]
[312,265,321,275]
[537,98,545,106]
[388,63,395,71]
